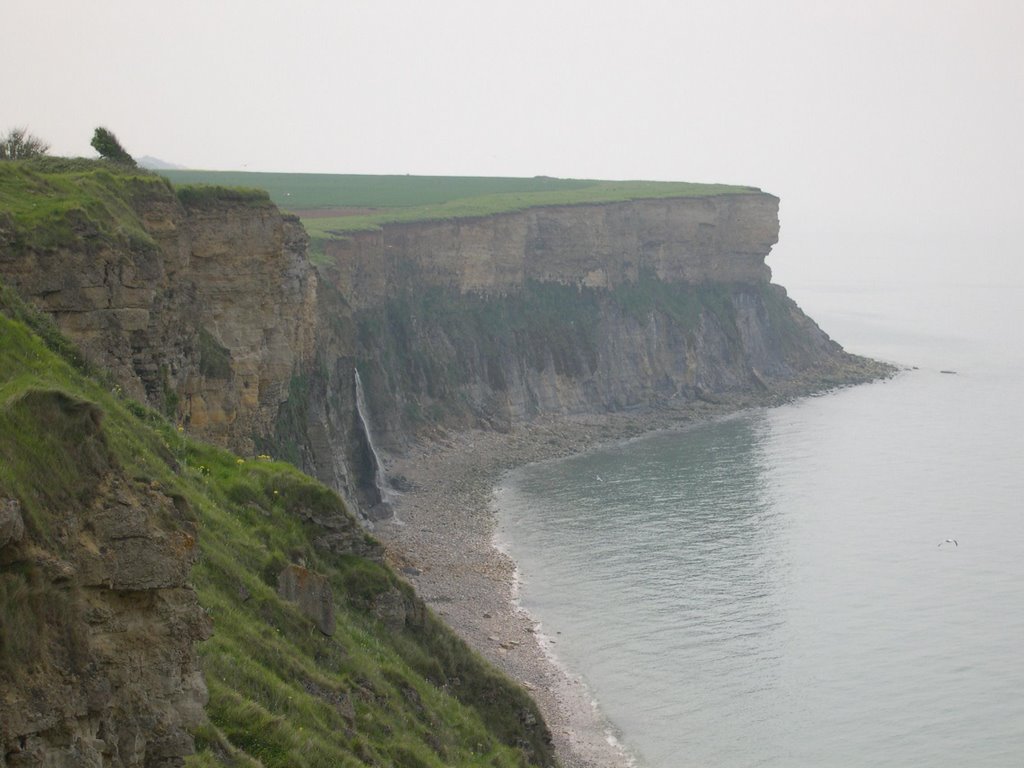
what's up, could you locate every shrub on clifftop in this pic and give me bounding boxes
[90,126,135,166]
[0,127,49,160]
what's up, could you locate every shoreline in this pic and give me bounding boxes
[373,362,895,767]
[376,413,684,768]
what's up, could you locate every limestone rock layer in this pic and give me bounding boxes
[324,194,778,306]
[0,179,872,511]
[0,187,316,458]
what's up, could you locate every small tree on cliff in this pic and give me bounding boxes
[90,126,136,166]
[0,127,50,160]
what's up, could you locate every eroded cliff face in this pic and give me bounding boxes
[324,194,778,305]
[0,173,885,766]
[177,203,317,449]
[0,184,317,458]
[1,179,875,512]
[0,392,211,768]
[311,194,868,466]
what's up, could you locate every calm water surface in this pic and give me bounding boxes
[495,281,1024,767]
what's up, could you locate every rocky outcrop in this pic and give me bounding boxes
[0,181,317,458]
[0,391,211,768]
[0,499,23,549]
[277,564,335,636]
[180,204,317,449]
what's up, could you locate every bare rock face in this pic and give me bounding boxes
[1,178,876,514]
[0,186,317,458]
[310,193,876,453]
[276,564,335,636]
[179,207,317,452]
[0,498,24,548]
[371,586,427,633]
[0,393,211,768]
[324,194,779,309]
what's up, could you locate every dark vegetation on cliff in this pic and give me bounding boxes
[0,279,554,765]
[348,275,866,448]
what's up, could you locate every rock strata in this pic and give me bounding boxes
[0,176,878,517]
[298,192,878,508]
[0,182,317,458]
[0,393,210,768]
[324,194,779,306]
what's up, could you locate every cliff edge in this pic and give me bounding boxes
[324,194,777,304]
[0,163,886,514]
[0,164,316,458]
[306,193,883,500]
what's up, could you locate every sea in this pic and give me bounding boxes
[494,256,1024,767]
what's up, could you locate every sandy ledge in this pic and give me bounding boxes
[372,365,894,768]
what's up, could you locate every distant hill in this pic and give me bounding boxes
[136,155,186,170]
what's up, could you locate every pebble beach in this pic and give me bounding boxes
[375,401,753,768]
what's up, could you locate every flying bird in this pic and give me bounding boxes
[938,538,958,547]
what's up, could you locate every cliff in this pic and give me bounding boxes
[0,162,882,512]
[0,160,888,766]
[0,293,212,766]
[0,278,554,768]
[0,389,209,768]
[0,164,317,457]
[324,195,777,303]
[307,194,878,492]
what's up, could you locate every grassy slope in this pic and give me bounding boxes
[0,158,270,254]
[0,157,170,250]
[0,283,552,766]
[158,169,760,236]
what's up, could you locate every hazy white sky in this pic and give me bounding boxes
[5,1,1023,283]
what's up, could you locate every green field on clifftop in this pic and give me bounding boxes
[159,169,760,235]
